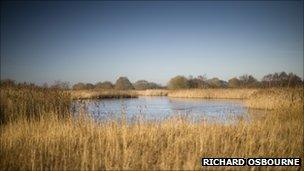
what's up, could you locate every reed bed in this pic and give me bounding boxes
[245,88,304,110]
[167,89,257,99]
[0,86,71,124]
[0,108,302,170]
[135,89,169,96]
[0,86,303,170]
[70,90,138,100]
[69,88,303,111]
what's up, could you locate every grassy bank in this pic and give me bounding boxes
[71,90,138,99]
[167,89,257,99]
[71,89,256,99]
[70,88,303,110]
[136,89,169,96]
[71,89,168,99]
[245,88,303,110]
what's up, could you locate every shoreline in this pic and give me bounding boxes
[71,88,257,99]
[70,88,303,110]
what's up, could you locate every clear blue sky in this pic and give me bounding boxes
[1,1,303,85]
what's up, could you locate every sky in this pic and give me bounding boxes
[1,1,303,85]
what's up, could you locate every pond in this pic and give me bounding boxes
[72,96,264,123]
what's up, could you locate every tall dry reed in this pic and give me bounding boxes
[245,88,303,110]
[135,89,169,96]
[167,89,257,99]
[0,108,302,170]
[0,86,71,124]
[70,90,138,100]
[0,86,303,170]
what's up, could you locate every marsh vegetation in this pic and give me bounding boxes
[0,74,303,170]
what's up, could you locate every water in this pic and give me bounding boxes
[72,96,259,123]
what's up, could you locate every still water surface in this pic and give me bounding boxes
[72,96,262,123]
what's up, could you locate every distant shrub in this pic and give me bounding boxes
[85,83,94,89]
[115,77,134,90]
[73,83,94,90]
[228,77,241,88]
[187,76,208,88]
[207,77,227,88]
[239,75,259,88]
[95,81,114,89]
[288,73,303,87]
[168,76,189,89]
[73,83,87,90]
[50,80,70,90]
[261,72,302,88]
[133,80,149,90]
[148,82,162,89]
[134,80,161,90]
[0,79,16,87]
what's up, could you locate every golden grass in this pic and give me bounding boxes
[70,90,138,100]
[70,88,304,111]
[71,89,257,99]
[245,88,304,110]
[1,86,303,170]
[167,89,257,99]
[71,89,168,99]
[1,108,302,170]
[149,88,303,110]
[0,86,71,123]
[135,89,169,96]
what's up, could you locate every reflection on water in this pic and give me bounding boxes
[72,96,266,123]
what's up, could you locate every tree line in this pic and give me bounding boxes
[1,71,302,90]
[168,72,303,89]
[72,77,162,90]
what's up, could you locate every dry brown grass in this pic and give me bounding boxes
[70,90,138,99]
[150,88,303,110]
[71,89,168,99]
[167,89,257,99]
[1,108,302,170]
[0,86,71,123]
[245,88,304,110]
[72,88,257,100]
[1,86,303,170]
[135,89,169,96]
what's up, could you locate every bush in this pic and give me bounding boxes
[134,80,161,90]
[72,83,87,90]
[187,76,208,88]
[72,83,94,90]
[228,77,241,88]
[85,83,94,89]
[167,76,189,89]
[261,72,302,88]
[0,79,16,87]
[239,75,259,88]
[115,77,134,90]
[50,81,70,90]
[207,77,227,88]
[95,81,114,89]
